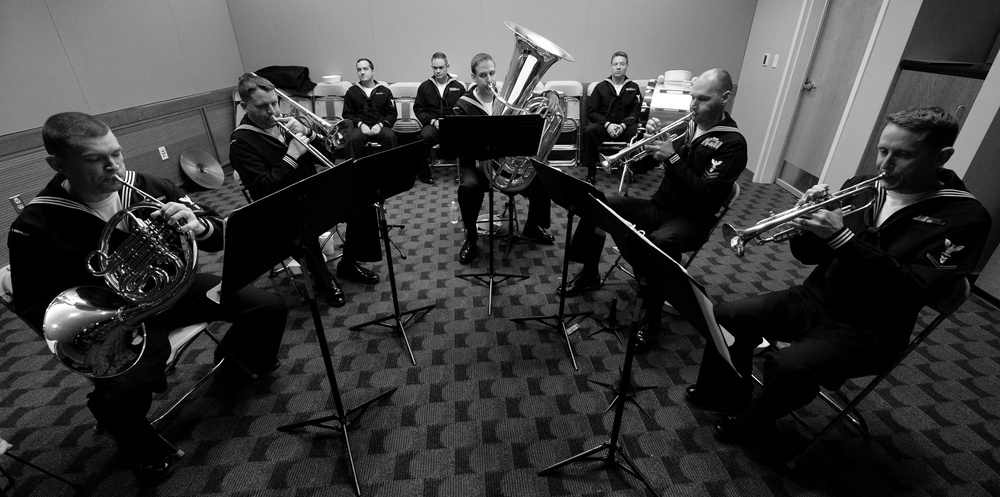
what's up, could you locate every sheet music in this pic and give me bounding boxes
[591,194,738,376]
[691,282,740,377]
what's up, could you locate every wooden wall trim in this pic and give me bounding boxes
[0,87,235,157]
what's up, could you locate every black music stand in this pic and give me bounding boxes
[512,161,595,370]
[440,114,543,315]
[348,142,435,365]
[537,197,739,496]
[224,161,396,497]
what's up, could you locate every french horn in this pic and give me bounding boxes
[43,175,198,378]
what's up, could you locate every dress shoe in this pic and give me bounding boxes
[419,176,435,184]
[458,238,479,264]
[322,285,346,307]
[521,225,555,245]
[632,316,660,353]
[133,453,175,483]
[557,272,601,297]
[337,261,380,284]
[214,354,281,380]
[585,173,596,185]
[713,414,772,446]
[685,385,750,412]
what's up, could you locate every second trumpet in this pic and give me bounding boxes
[722,173,887,257]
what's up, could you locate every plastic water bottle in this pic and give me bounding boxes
[449,200,459,224]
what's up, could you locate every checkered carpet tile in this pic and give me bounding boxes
[1,162,999,497]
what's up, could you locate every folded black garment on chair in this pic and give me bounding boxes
[254,66,317,95]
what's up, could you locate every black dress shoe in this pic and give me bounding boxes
[322,285,346,307]
[337,261,379,284]
[557,272,601,297]
[633,316,660,353]
[419,176,435,184]
[521,225,555,245]
[585,173,596,185]
[458,239,479,264]
[133,453,175,483]
[214,352,281,378]
[712,414,775,445]
[713,415,745,445]
[685,385,750,412]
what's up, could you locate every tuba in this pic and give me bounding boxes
[43,174,198,378]
[481,22,575,193]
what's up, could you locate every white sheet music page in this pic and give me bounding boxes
[595,197,739,376]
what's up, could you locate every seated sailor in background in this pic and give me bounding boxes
[414,51,466,184]
[581,51,643,184]
[342,58,399,159]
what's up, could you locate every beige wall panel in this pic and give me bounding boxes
[227,0,375,80]
[0,0,89,136]
[478,2,590,83]
[730,0,804,176]
[169,0,246,90]
[45,0,196,114]
[225,0,755,86]
[367,0,485,84]
[581,0,755,84]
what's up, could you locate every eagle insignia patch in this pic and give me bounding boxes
[926,238,965,269]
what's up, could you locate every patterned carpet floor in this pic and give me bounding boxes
[2,160,999,497]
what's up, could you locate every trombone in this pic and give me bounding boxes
[722,173,886,257]
[249,72,351,169]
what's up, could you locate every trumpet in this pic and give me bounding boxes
[722,173,886,257]
[599,112,693,171]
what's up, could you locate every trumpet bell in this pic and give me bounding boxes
[721,223,745,257]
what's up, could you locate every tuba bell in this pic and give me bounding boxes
[481,22,574,193]
[43,174,198,378]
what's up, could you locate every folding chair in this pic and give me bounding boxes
[388,82,422,138]
[544,81,582,166]
[755,277,971,469]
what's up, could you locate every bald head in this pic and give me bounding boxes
[694,68,733,95]
[689,68,733,129]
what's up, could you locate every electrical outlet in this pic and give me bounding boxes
[158,146,168,160]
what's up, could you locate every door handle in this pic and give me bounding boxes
[802,79,817,92]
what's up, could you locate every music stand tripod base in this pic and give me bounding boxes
[536,303,661,496]
[347,142,437,364]
[456,187,529,315]
[510,208,591,370]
